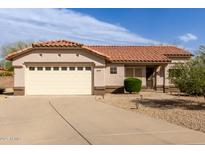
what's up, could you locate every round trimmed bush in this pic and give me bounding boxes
[124,77,142,93]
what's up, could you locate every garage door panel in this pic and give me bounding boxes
[26,66,92,95]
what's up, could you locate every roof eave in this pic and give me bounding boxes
[165,54,193,57]
[5,46,112,62]
[82,46,111,61]
[110,60,171,64]
[6,46,33,61]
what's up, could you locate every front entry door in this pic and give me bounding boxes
[146,67,155,89]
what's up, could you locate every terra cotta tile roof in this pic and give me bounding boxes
[6,40,193,62]
[32,40,83,47]
[87,45,192,62]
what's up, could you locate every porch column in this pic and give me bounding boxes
[163,65,166,93]
[154,67,157,90]
[155,65,166,92]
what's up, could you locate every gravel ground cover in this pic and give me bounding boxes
[102,92,205,133]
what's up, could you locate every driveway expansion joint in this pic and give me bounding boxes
[48,100,92,145]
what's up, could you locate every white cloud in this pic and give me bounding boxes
[0,9,159,48]
[178,33,198,42]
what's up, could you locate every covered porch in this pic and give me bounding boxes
[124,64,167,92]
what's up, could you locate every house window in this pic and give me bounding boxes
[135,68,142,78]
[85,67,91,71]
[45,67,51,71]
[29,67,35,71]
[125,67,142,78]
[110,66,117,74]
[125,68,133,77]
[53,67,59,71]
[37,67,43,71]
[77,67,83,71]
[69,67,75,71]
[61,67,67,71]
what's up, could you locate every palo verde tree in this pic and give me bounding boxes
[169,46,205,97]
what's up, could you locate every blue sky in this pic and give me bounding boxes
[0,8,204,54]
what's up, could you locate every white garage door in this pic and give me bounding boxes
[25,66,92,95]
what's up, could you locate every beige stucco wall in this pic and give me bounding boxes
[14,67,25,87]
[104,64,146,87]
[156,65,165,86]
[105,64,125,86]
[94,67,105,87]
[97,64,147,88]
[13,49,105,66]
[13,49,106,87]
[170,57,191,63]
[90,63,148,88]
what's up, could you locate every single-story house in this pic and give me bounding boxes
[6,40,192,95]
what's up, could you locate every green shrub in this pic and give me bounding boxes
[169,57,205,96]
[0,71,13,77]
[124,77,142,93]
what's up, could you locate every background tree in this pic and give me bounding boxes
[198,45,205,64]
[169,47,205,97]
[0,41,31,71]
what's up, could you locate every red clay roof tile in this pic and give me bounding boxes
[32,40,83,47]
[6,40,193,62]
[87,45,192,62]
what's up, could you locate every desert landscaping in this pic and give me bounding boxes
[101,92,205,133]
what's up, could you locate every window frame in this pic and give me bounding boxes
[110,66,117,74]
[53,67,59,71]
[125,67,143,78]
[61,67,67,71]
[77,67,83,71]
[125,67,133,77]
[85,67,91,71]
[29,67,35,71]
[37,67,43,71]
[69,67,75,71]
[45,67,51,71]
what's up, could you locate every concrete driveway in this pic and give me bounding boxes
[0,96,205,144]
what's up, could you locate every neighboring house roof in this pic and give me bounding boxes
[6,40,193,63]
[0,67,7,73]
[0,67,5,71]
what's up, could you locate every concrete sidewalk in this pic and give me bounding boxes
[0,96,205,144]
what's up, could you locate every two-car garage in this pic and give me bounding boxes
[25,65,92,95]
[7,40,109,96]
